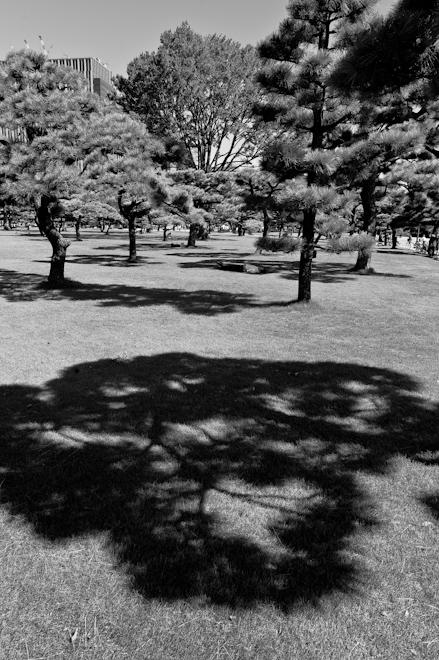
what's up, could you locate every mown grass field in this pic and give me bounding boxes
[1,228,438,659]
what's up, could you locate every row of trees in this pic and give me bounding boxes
[1,0,438,300]
[113,0,439,301]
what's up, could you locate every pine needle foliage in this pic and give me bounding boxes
[256,0,376,300]
[0,50,103,282]
[330,0,439,96]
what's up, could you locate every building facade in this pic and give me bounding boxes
[50,57,114,99]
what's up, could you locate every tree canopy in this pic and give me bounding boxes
[0,50,188,278]
[255,0,375,301]
[114,23,267,172]
[330,0,439,95]
[0,50,103,281]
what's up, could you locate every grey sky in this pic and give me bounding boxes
[2,0,396,77]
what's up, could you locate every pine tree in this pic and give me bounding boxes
[0,50,102,283]
[330,0,439,269]
[330,0,439,96]
[83,111,192,261]
[256,0,375,301]
[334,100,426,269]
[0,49,188,274]
[167,170,236,247]
[58,197,120,240]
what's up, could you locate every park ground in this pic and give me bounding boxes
[0,229,438,659]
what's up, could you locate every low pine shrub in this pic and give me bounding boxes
[326,231,375,254]
[255,236,301,253]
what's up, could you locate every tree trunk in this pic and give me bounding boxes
[354,177,376,271]
[127,216,137,262]
[391,228,398,249]
[428,223,438,257]
[262,210,270,237]
[428,236,437,257]
[75,218,82,241]
[355,245,372,270]
[297,208,316,303]
[3,213,11,230]
[187,223,199,248]
[254,211,271,255]
[198,226,209,240]
[36,196,71,284]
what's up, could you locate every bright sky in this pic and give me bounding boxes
[2,0,396,77]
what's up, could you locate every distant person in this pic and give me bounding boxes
[407,235,412,248]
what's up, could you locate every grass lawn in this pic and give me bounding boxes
[0,228,438,659]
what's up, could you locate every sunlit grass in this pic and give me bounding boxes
[0,228,438,659]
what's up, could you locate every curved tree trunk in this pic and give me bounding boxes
[3,213,11,230]
[36,196,71,284]
[75,218,82,241]
[355,245,372,270]
[354,177,377,271]
[187,223,199,248]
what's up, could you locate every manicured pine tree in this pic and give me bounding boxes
[72,95,191,262]
[329,0,439,270]
[333,101,426,269]
[168,170,236,247]
[382,145,439,256]
[0,49,185,276]
[57,197,121,240]
[255,0,376,301]
[0,50,103,283]
[235,169,286,239]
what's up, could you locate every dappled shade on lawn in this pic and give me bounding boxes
[0,354,437,609]
[0,268,256,315]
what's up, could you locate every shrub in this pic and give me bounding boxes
[255,236,301,253]
[326,232,376,254]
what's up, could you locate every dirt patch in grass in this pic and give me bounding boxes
[0,229,438,659]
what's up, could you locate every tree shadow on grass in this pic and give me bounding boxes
[420,494,439,521]
[277,261,412,282]
[0,354,437,610]
[57,255,163,267]
[179,258,411,282]
[179,257,294,273]
[0,268,257,315]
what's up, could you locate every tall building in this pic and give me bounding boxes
[50,57,114,98]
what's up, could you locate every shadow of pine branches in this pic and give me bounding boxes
[0,354,437,609]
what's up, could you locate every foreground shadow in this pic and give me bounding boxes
[0,268,257,315]
[180,259,412,282]
[279,261,412,282]
[0,354,437,610]
[421,494,439,520]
